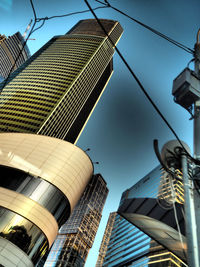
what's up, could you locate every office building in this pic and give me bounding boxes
[0,19,123,143]
[96,212,117,267]
[0,32,30,79]
[0,19,123,266]
[98,166,187,267]
[44,174,108,266]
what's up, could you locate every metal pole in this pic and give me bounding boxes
[194,33,200,159]
[193,31,200,264]
[194,100,200,159]
[194,32,200,159]
[181,153,199,266]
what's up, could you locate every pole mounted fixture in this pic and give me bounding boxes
[154,139,180,178]
[172,68,200,111]
[172,30,200,115]
[154,139,190,171]
[170,29,200,267]
[155,139,199,266]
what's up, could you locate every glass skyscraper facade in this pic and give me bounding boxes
[0,19,123,266]
[98,166,187,267]
[44,174,108,266]
[0,32,30,79]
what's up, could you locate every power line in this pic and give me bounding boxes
[84,0,199,163]
[0,0,37,90]
[37,5,108,21]
[1,0,196,163]
[0,1,108,92]
[95,0,194,54]
[31,20,46,34]
[30,0,37,21]
[33,5,108,33]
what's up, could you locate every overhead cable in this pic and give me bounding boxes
[96,0,194,54]
[1,0,37,90]
[31,20,46,34]
[84,0,200,165]
[30,0,37,21]
[37,5,108,21]
[0,1,108,92]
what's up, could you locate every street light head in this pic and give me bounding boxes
[161,140,190,168]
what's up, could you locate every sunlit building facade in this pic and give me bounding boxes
[44,174,108,266]
[0,20,123,143]
[98,166,187,267]
[0,32,30,79]
[0,19,123,266]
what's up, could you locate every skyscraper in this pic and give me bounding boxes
[0,19,123,267]
[44,174,108,266]
[0,19,123,143]
[97,166,187,267]
[96,212,117,267]
[0,32,30,79]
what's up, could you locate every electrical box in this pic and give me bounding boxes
[172,68,200,109]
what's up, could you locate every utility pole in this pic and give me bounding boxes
[193,29,200,265]
[160,140,199,266]
[172,29,200,266]
[194,30,200,159]
[181,152,199,266]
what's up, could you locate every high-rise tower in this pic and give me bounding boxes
[97,166,187,267]
[96,212,117,267]
[0,32,30,79]
[0,19,123,143]
[44,174,108,267]
[0,19,123,267]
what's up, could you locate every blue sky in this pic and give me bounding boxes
[1,0,200,266]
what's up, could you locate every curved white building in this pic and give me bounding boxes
[0,133,93,266]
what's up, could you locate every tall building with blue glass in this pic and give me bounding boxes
[97,166,187,267]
